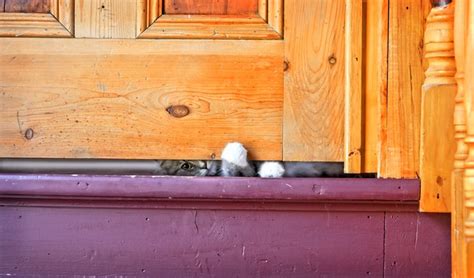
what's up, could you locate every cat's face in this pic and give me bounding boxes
[155,160,220,176]
[172,160,209,176]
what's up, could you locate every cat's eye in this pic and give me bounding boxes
[181,162,191,170]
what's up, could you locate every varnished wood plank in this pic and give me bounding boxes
[463,0,474,275]
[0,12,71,37]
[366,0,388,174]
[4,0,49,13]
[0,0,5,12]
[49,0,74,35]
[163,0,258,15]
[419,3,455,212]
[139,15,281,39]
[344,0,362,173]
[452,0,468,276]
[0,38,283,160]
[283,0,345,162]
[75,0,136,38]
[379,0,431,178]
[258,0,267,20]
[267,0,282,35]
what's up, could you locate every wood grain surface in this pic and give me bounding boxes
[0,38,284,160]
[283,0,345,161]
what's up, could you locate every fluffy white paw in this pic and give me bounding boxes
[258,162,285,178]
[221,142,249,167]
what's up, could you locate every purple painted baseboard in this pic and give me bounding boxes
[0,174,450,277]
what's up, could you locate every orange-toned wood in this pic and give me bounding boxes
[49,0,74,35]
[138,1,282,40]
[4,0,49,13]
[267,0,282,35]
[258,0,267,20]
[344,0,362,173]
[419,2,455,213]
[164,0,258,15]
[0,12,71,37]
[453,0,468,275]
[463,0,474,275]
[366,0,388,174]
[139,14,280,40]
[75,0,137,39]
[379,0,431,178]
[0,38,284,160]
[136,0,162,36]
[283,0,344,162]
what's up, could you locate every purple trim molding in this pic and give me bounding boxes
[0,174,449,277]
[0,174,419,202]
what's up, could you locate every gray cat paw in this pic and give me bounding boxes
[221,142,249,167]
[258,162,285,178]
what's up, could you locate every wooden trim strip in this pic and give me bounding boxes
[0,13,72,37]
[258,0,267,21]
[138,14,281,39]
[344,0,363,173]
[0,174,420,202]
[267,0,282,35]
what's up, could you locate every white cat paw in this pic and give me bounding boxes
[258,162,285,178]
[221,142,249,167]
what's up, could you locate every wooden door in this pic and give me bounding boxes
[0,0,345,161]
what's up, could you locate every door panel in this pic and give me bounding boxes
[163,0,259,15]
[0,0,346,163]
[3,0,50,13]
[0,38,283,160]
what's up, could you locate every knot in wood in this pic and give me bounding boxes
[166,105,190,118]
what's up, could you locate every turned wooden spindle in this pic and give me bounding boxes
[424,1,456,86]
[419,0,456,212]
[452,0,468,276]
[462,0,474,275]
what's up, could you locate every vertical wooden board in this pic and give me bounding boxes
[384,212,451,277]
[284,0,345,162]
[344,0,363,173]
[365,0,388,173]
[4,0,49,13]
[420,86,456,212]
[163,0,258,15]
[75,0,137,38]
[380,0,431,178]
[0,38,283,160]
[0,0,5,12]
[58,0,74,34]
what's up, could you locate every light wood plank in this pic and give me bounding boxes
[0,12,71,37]
[283,0,345,162]
[139,15,280,39]
[453,0,468,275]
[50,0,74,35]
[267,0,282,35]
[379,0,431,178]
[258,0,267,21]
[344,0,362,173]
[0,38,284,160]
[419,2,455,213]
[366,0,388,174]
[75,0,136,38]
[464,0,474,275]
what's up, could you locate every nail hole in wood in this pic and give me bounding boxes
[328,55,337,65]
